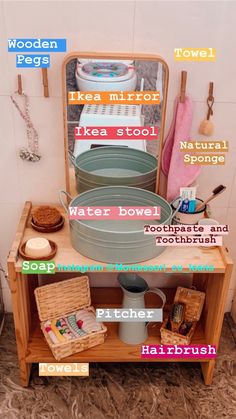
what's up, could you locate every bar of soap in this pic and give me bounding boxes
[25,237,51,258]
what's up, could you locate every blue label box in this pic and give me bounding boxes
[16,54,50,68]
[8,38,66,52]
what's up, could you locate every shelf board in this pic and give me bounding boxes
[26,309,208,364]
[14,205,228,273]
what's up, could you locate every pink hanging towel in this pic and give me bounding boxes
[162,96,201,201]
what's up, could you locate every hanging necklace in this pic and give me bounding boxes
[10,91,41,162]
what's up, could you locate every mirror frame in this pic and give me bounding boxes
[62,51,169,196]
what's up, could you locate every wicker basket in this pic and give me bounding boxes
[34,276,107,360]
[160,287,205,345]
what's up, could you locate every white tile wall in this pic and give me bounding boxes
[0,97,20,202]
[0,1,236,313]
[133,1,236,102]
[0,203,23,266]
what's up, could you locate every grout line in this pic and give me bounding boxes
[0,94,62,99]
[131,0,136,53]
[166,99,236,105]
[1,93,236,105]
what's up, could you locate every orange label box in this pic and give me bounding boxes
[174,48,216,62]
[68,90,160,105]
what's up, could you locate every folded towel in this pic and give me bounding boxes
[55,318,74,340]
[67,314,86,337]
[49,319,67,343]
[161,96,201,201]
[76,309,102,333]
[44,320,59,344]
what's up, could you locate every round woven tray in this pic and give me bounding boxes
[31,216,64,233]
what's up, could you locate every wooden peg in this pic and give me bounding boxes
[208,82,214,101]
[180,70,187,103]
[199,81,215,136]
[207,82,214,120]
[41,68,49,97]
[17,74,22,95]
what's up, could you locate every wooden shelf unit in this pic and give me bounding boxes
[8,202,233,386]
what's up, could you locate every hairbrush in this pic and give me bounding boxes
[196,185,226,211]
[179,322,192,336]
[169,303,185,333]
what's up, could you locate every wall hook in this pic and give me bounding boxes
[207,82,214,120]
[41,68,49,97]
[180,70,187,103]
[17,74,22,95]
[198,81,215,136]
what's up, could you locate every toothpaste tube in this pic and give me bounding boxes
[180,187,196,213]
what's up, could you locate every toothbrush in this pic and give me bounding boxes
[196,185,226,211]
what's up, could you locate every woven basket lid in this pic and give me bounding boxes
[34,276,91,322]
[174,286,205,322]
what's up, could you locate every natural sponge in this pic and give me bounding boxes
[32,206,61,227]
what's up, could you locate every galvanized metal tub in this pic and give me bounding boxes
[70,146,157,193]
[59,186,172,263]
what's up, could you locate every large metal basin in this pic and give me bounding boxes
[70,146,157,193]
[59,186,172,263]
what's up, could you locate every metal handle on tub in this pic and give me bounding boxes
[171,199,183,222]
[58,190,72,214]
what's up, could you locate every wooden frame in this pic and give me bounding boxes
[8,202,233,386]
[62,51,169,197]
[231,289,236,322]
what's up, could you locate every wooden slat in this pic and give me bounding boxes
[14,204,228,272]
[199,264,233,385]
[7,265,31,386]
[204,270,233,347]
[8,201,32,263]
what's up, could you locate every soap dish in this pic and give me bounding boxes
[31,216,65,233]
[19,240,58,260]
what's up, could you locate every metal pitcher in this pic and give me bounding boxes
[118,273,166,344]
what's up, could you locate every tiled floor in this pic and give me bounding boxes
[0,314,235,419]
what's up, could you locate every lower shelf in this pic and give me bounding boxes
[25,316,208,364]
[25,287,211,364]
